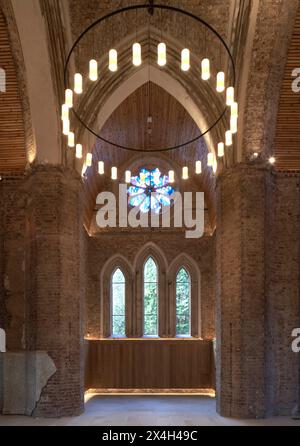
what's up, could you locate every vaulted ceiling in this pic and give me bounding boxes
[0,9,26,172]
[82,82,215,228]
[274,2,300,170]
[1,0,300,229]
[68,0,233,229]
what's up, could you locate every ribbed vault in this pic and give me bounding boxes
[0,8,26,172]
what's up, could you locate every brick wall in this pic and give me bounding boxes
[0,166,86,417]
[0,174,27,350]
[265,173,300,415]
[86,231,216,341]
[1,163,299,418]
[216,163,268,418]
[25,165,85,417]
[216,163,300,418]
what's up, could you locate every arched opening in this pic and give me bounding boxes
[176,267,191,337]
[143,257,159,336]
[111,268,126,337]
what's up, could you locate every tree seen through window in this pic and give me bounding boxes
[111,268,126,336]
[143,257,158,336]
[176,268,191,336]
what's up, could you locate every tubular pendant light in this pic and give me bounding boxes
[89,59,98,81]
[230,116,238,134]
[195,160,202,174]
[216,71,225,92]
[132,43,142,66]
[226,86,234,106]
[68,131,75,148]
[86,152,92,167]
[201,58,210,80]
[181,48,190,71]
[75,144,82,159]
[231,101,238,118]
[218,142,224,157]
[207,152,214,167]
[168,170,175,183]
[65,89,73,108]
[61,104,69,121]
[111,166,117,180]
[182,166,189,180]
[98,161,104,175]
[74,73,83,94]
[62,119,70,136]
[109,49,118,72]
[225,130,232,146]
[125,170,131,183]
[157,42,166,66]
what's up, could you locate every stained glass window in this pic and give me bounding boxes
[111,268,126,336]
[176,268,191,336]
[128,168,174,213]
[143,257,158,336]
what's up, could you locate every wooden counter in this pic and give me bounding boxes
[85,338,215,391]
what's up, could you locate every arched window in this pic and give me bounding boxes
[176,268,191,336]
[111,268,126,337]
[143,257,158,336]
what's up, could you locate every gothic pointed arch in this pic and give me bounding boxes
[168,253,201,338]
[99,254,133,338]
[133,242,168,337]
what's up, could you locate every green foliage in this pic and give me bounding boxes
[111,264,191,338]
[112,269,126,336]
[144,258,158,335]
[176,268,191,336]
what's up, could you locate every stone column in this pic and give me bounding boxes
[25,165,85,417]
[216,163,269,418]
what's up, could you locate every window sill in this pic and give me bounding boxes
[85,336,203,341]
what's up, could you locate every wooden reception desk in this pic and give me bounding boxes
[85,338,215,392]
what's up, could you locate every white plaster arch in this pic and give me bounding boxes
[93,65,215,158]
[11,0,61,164]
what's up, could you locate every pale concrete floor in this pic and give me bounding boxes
[0,395,299,426]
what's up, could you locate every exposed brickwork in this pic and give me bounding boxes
[265,173,300,415]
[216,163,269,418]
[23,165,85,417]
[86,232,216,341]
[216,163,300,418]
[0,174,27,350]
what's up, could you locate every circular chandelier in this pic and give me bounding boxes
[62,1,238,181]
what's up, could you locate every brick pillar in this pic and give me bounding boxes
[216,163,269,418]
[265,174,300,416]
[25,165,85,417]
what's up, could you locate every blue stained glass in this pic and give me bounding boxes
[128,168,174,213]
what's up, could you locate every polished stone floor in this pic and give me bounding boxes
[0,395,299,426]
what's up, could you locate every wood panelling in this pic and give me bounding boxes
[0,9,26,172]
[85,339,215,391]
[274,4,300,170]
